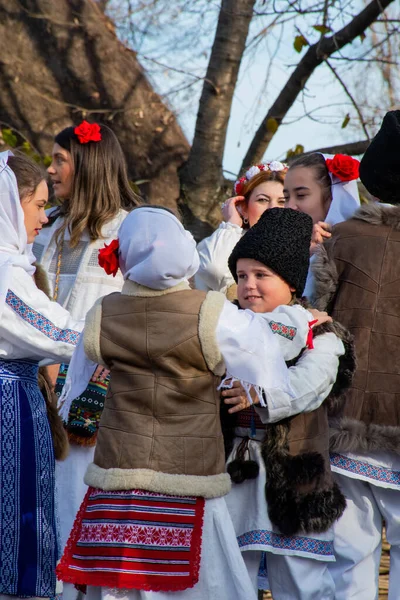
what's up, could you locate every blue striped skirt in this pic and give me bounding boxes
[0,359,57,597]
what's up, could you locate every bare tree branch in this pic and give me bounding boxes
[325,59,370,140]
[241,0,395,170]
[289,139,370,160]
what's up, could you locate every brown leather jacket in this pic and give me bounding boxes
[313,203,400,455]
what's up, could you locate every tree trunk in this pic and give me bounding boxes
[0,0,189,209]
[179,0,256,231]
[241,0,395,170]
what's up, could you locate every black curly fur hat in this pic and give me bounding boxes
[228,207,313,296]
[359,110,400,205]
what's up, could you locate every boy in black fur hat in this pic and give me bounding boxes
[222,208,355,600]
[312,110,400,599]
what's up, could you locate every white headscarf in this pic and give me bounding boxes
[118,206,200,289]
[0,151,36,320]
[304,154,361,299]
[322,153,360,226]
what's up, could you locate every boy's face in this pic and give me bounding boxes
[236,258,294,313]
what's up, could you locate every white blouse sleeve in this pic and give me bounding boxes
[0,266,84,363]
[195,222,243,293]
[255,332,344,423]
[216,301,313,406]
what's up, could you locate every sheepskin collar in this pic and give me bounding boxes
[122,280,191,297]
[352,202,400,229]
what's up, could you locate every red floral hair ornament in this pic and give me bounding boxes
[234,161,288,195]
[98,239,119,277]
[74,120,102,144]
[325,154,359,182]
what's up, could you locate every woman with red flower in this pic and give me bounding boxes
[196,161,288,297]
[283,152,360,297]
[34,121,140,600]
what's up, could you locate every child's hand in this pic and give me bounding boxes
[221,196,245,226]
[91,365,110,382]
[308,308,332,327]
[222,381,260,414]
[310,221,331,254]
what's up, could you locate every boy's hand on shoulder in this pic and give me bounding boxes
[222,381,260,414]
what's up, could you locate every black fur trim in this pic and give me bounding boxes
[311,320,357,415]
[266,481,346,536]
[284,452,324,485]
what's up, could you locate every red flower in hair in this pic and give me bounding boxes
[325,154,359,182]
[98,239,119,277]
[234,176,247,196]
[74,120,102,144]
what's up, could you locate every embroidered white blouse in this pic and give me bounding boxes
[0,264,82,363]
[33,209,127,321]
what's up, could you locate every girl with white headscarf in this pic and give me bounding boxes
[56,206,330,600]
[283,152,361,298]
[0,151,83,599]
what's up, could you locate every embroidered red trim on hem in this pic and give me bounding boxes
[57,488,205,593]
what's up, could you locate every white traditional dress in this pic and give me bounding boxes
[0,151,83,598]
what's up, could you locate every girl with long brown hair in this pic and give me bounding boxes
[34,121,140,600]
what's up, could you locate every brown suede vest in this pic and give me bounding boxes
[315,207,400,453]
[94,289,226,478]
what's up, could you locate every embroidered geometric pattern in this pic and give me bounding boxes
[25,379,56,594]
[0,359,57,596]
[6,291,79,345]
[237,529,334,558]
[268,321,297,340]
[57,488,205,592]
[0,376,20,593]
[237,406,264,431]
[330,453,400,486]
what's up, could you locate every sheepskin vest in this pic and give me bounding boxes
[313,203,400,455]
[92,288,229,498]
[224,318,355,536]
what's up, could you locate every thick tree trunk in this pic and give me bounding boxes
[179,0,256,231]
[241,0,395,170]
[0,0,189,209]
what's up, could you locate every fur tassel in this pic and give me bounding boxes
[266,480,346,536]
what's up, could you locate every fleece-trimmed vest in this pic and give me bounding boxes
[224,318,355,536]
[312,203,400,455]
[85,286,230,499]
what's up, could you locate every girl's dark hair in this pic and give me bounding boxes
[289,153,332,205]
[52,123,141,247]
[7,153,46,201]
